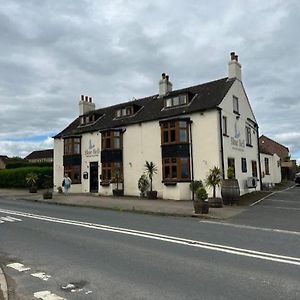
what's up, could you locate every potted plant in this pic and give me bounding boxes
[221,166,240,205]
[194,186,209,214]
[57,186,63,193]
[112,170,124,196]
[26,173,38,193]
[42,175,53,199]
[205,166,223,207]
[189,180,203,201]
[138,174,150,197]
[144,161,158,199]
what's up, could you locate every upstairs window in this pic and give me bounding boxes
[64,137,81,155]
[265,157,270,175]
[246,126,252,146]
[233,96,239,114]
[115,106,133,118]
[164,94,188,108]
[79,114,98,126]
[101,131,122,150]
[161,120,189,144]
[222,116,228,136]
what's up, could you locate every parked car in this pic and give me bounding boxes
[295,172,300,184]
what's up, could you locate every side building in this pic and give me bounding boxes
[53,52,261,199]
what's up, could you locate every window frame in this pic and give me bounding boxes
[222,116,228,136]
[64,165,81,184]
[101,162,123,182]
[246,126,252,146]
[233,96,239,114]
[265,157,270,175]
[164,94,188,109]
[251,160,258,178]
[241,157,247,173]
[64,137,81,155]
[161,120,189,145]
[115,106,134,118]
[162,157,190,181]
[101,131,122,150]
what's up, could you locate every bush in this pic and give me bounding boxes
[6,161,53,169]
[0,167,53,188]
[195,187,208,201]
[189,180,203,193]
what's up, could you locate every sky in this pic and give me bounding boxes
[0,0,299,164]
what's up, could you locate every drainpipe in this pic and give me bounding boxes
[189,120,195,201]
[218,108,225,179]
[256,124,263,190]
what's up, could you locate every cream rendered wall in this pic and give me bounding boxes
[81,132,101,193]
[260,153,281,185]
[191,110,222,197]
[53,138,64,191]
[219,80,261,195]
[122,121,163,197]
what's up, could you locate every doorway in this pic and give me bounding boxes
[90,162,98,193]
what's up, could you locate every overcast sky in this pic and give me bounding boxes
[0,0,299,164]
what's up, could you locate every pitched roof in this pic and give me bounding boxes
[54,77,235,138]
[259,135,289,160]
[25,149,53,160]
[0,155,8,161]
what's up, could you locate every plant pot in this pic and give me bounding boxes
[193,200,209,214]
[113,189,124,197]
[221,179,240,205]
[29,186,37,193]
[43,192,53,199]
[147,191,157,199]
[208,197,223,208]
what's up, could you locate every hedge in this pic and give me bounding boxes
[0,167,53,188]
[6,161,53,169]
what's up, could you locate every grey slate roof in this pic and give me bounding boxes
[25,149,53,160]
[54,77,235,138]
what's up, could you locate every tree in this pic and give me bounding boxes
[205,166,221,198]
[144,161,158,192]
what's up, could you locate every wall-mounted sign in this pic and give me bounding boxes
[84,139,100,157]
[231,120,245,152]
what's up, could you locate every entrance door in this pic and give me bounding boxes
[90,162,98,193]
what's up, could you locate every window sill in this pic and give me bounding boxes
[246,144,253,148]
[162,180,191,184]
[233,111,240,116]
[223,133,229,137]
[100,181,110,186]
[163,182,177,186]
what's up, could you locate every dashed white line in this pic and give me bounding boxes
[0,216,22,222]
[1,208,300,267]
[34,291,66,300]
[7,263,31,272]
[31,272,51,281]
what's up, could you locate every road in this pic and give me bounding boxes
[0,186,299,299]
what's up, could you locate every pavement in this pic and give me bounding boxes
[0,183,294,299]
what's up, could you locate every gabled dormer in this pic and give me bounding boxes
[163,92,194,109]
[114,104,142,119]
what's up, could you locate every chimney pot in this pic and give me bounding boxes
[81,95,84,101]
[166,75,169,81]
[162,73,166,79]
[230,52,236,60]
[235,55,238,62]
[89,97,92,103]
[85,96,88,102]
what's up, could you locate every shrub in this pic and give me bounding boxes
[205,166,221,198]
[195,187,208,201]
[138,174,150,197]
[0,167,53,188]
[189,180,203,193]
[227,166,235,179]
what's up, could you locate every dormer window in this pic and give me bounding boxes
[164,94,188,108]
[115,106,134,118]
[79,113,99,126]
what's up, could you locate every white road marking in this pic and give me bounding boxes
[1,208,300,267]
[258,205,300,211]
[34,291,66,300]
[31,272,51,281]
[0,216,22,222]
[7,263,31,272]
[199,220,300,236]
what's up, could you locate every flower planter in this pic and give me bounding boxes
[29,186,37,193]
[221,179,240,205]
[193,200,209,214]
[113,189,124,197]
[208,197,223,208]
[43,192,53,199]
[147,191,157,199]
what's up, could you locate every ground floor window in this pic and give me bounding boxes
[162,157,190,181]
[241,158,247,173]
[64,165,81,184]
[227,158,236,178]
[101,162,123,182]
[251,160,257,177]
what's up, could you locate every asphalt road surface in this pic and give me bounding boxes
[0,186,299,299]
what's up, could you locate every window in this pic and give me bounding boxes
[251,160,257,177]
[164,94,188,108]
[265,157,270,175]
[233,96,239,114]
[246,126,252,146]
[222,116,228,136]
[228,158,236,178]
[101,162,123,182]
[241,158,247,173]
[101,131,122,150]
[64,165,81,184]
[161,120,189,144]
[64,137,81,155]
[162,157,190,181]
[115,106,133,118]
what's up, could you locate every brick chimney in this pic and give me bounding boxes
[228,52,242,81]
[159,73,173,96]
[79,95,95,115]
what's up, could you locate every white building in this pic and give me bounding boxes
[53,52,262,199]
[260,151,281,188]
